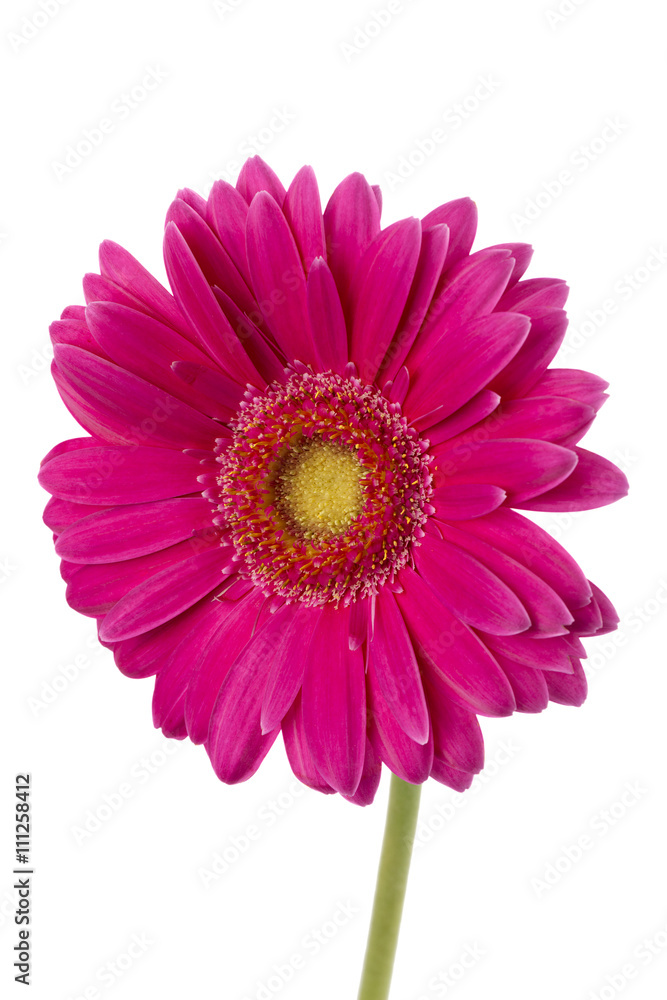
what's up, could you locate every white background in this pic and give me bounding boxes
[2,1,666,998]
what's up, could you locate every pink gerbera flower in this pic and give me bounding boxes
[38,155,628,805]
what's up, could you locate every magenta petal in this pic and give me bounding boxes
[166,197,256,316]
[282,694,335,795]
[184,590,266,744]
[53,344,219,452]
[490,309,568,399]
[433,438,578,504]
[306,257,348,373]
[66,538,211,617]
[85,301,223,415]
[436,521,574,636]
[422,197,477,268]
[524,368,609,413]
[450,397,595,448]
[98,240,189,335]
[515,447,629,511]
[431,483,506,520]
[498,277,569,313]
[545,659,587,707]
[342,738,382,806]
[55,498,213,563]
[480,633,575,672]
[114,595,221,679]
[163,222,260,385]
[283,165,326,270]
[486,242,533,287]
[170,360,242,420]
[44,496,110,532]
[236,155,286,206]
[430,760,475,792]
[423,671,484,772]
[245,191,317,365]
[381,224,450,381]
[408,250,514,371]
[369,663,434,784]
[301,605,366,796]
[368,589,429,743]
[455,508,592,611]
[588,581,620,634]
[426,390,501,445]
[415,533,531,635]
[496,655,550,712]
[405,313,530,424]
[50,316,109,359]
[38,445,204,504]
[350,217,422,380]
[99,539,230,641]
[396,567,516,717]
[323,172,381,317]
[205,617,286,784]
[259,603,320,733]
[206,180,252,286]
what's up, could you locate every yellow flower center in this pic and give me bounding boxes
[275,440,363,537]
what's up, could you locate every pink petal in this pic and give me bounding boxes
[368,589,429,743]
[436,521,573,636]
[245,191,317,366]
[490,309,568,399]
[114,594,222,679]
[98,538,231,641]
[44,496,110,532]
[369,663,434,784]
[422,671,484,772]
[85,301,224,415]
[405,313,530,425]
[396,567,516,717]
[430,760,475,792]
[450,396,595,448]
[407,249,515,371]
[485,242,533,287]
[545,659,587,707]
[415,532,531,635]
[515,447,629,511]
[185,590,266,744]
[301,605,366,796]
[524,368,609,412]
[498,277,569,313]
[236,155,286,206]
[431,483,506,520]
[454,508,592,611]
[433,438,578,504]
[495,655,550,712]
[323,172,381,317]
[166,197,256,316]
[306,257,348,373]
[55,498,213,563]
[259,603,320,733]
[350,218,422,380]
[163,222,260,384]
[98,239,190,335]
[282,693,335,795]
[206,180,252,286]
[53,344,220,452]
[342,738,382,806]
[380,224,450,381]
[283,165,326,271]
[422,197,477,268]
[480,633,575,672]
[38,445,204,504]
[425,390,501,445]
[67,537,215,617]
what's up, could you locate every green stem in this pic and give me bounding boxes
[357,774,422,1000]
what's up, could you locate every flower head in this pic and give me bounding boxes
[39,156,628,804]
